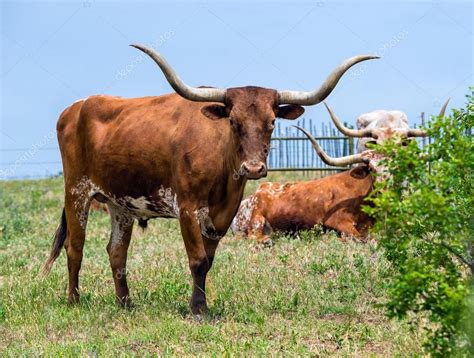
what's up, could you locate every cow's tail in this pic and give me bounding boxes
[41,208,67,277]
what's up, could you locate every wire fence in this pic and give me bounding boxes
[0,115,430,180]
[268,117,355,175]
[267,114,430,175]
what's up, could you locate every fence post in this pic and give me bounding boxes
[348,137,354,156]
[421,112,426,149]
[347,121,354,168]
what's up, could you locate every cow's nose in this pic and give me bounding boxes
[241,161,267,179]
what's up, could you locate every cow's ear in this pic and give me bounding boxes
[201,104,228,120]
[277,105,305,120]
[350,164,371,179]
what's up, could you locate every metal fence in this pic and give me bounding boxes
[268,114,433,174]
[268,117,355,173]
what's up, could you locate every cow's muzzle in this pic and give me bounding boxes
[240,160,267,179]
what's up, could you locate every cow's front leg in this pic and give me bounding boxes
[179,205,217,315]
[248,213,273,246]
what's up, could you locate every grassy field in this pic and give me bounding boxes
[0,174,423,356]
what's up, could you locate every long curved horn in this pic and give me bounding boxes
[407,99,450,137]
[293,126,368,167]
[406,128,427,137]
[438,98,450,117]
[278,55,380,105]
[323,102,377,138]
[131,44,226,103]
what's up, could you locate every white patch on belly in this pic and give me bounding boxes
[115,196,157,217]
[156,186,180,218]
[114,186,180,219]
[70,178,180,228]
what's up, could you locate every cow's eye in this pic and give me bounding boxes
[269,119,276,129]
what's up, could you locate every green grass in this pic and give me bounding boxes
[0,175,423,356]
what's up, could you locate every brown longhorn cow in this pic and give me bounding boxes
[41,44,377,314]
[231,100,449,244]
[231,165,375,245]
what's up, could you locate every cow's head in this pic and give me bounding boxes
[132,44,378,179]
[201,87,306,179]
[295,100,449,179]
[355,110,411,153]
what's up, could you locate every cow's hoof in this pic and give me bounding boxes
[67,294,80,305]
[191,301,208,317]
[193,314,205,323]
[262,238,274,248]
[118,296,135,309]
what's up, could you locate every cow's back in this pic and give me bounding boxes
[57,94,232,198]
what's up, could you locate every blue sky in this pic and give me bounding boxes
[1,0,472,179]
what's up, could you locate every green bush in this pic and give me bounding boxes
[365,89,474,356]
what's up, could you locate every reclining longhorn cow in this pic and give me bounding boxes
[231,100,449,245]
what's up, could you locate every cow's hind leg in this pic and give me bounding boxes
[106,204,134,307]
[63,192,90,304]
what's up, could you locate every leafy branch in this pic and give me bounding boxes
[366,88,474,356]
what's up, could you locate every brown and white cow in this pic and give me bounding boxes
[231,101,449,244]
[231,166,375,245]
[41,44,377,314]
